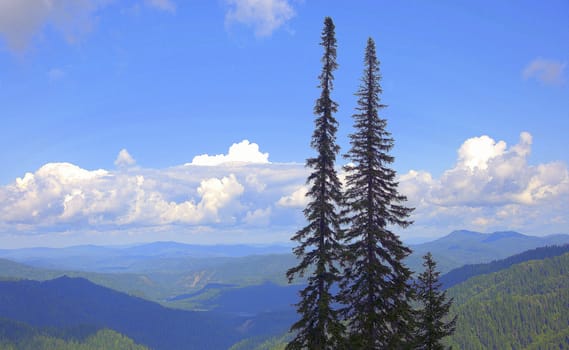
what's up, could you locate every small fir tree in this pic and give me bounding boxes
[340,37,414,349]
[414,252,457,350]
[285,17,345,350]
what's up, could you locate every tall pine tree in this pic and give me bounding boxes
[340,37,414,349]
[285,17,345,350]
[414,252,457,350]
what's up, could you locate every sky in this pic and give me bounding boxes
[0,0,568,248]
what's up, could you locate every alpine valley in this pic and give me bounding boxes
[1,230,568,349]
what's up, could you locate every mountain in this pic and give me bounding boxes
[408,230,569,273]
[440,244,569,289]
[2,231,568,314]
[3,231,567,277]
[446,252,569,349]
[0,276,292,350]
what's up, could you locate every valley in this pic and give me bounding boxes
[1,230,569,349]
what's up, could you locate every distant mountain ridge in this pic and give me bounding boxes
[0,242,293,272]
[408,230,569,273]
[2,231,567,275]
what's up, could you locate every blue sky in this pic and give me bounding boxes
[1,0,568,248]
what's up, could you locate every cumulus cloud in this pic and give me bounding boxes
[277,185,308,208]
[400,132,569,236]
[1,136,567,244]
[523,58,566,86]
[189,140,269,166]
[225,0,295,37]
[0,162,247,229]
[114,149,136,168]
[243,206,272,226]
[0,143,307,237]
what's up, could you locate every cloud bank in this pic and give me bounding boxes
[1,134,567,246]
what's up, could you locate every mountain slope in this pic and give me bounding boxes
[446,252,569,349]
[0,277,290,350]
[440,244,569,289]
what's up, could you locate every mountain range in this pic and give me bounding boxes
[1,230,568,310]
[1,230,569,349]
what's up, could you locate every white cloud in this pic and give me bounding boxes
[457,135,507,171]
[523,58,566,86]
[245,173,266,192]
[189,139,269,166]
[277,185,308,208]
[114,149,136,168]
[225,0,295,37]
[399,132,569,237]
[145,0,175,13]
[0,143,305,237]
[243,206,271,226]
[0,161,247,228]
[1,136,568,245]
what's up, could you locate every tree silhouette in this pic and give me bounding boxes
[340,37,414,349]
[286,17,345,350]
[414,252,457,350]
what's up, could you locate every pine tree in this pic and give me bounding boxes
[285,17,345,350]
[414,252,457,350]
[340,37,414,349]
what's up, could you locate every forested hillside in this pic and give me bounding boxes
[440,244,569,289]
[446,253,569,349]
[0,318,148,350]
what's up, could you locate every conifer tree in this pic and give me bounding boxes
[285,17,345,350]
[414,252,457,350]
[340,37,414,349]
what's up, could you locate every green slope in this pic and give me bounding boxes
[0,318,149,350]
[446,253,569,349]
